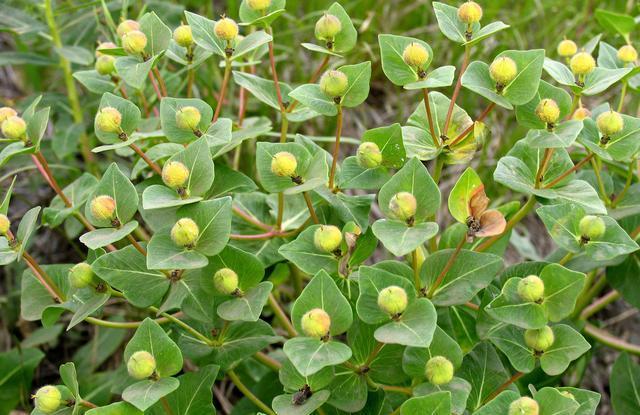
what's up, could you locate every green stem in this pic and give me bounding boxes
[581,291,620,320]
[363,341,385,368]
[412,249,421,290]
[590,157,611,205]
[149,306,212,345]
[432,156,444,184]
[255,351,282,371]
[584,322,640,355]
[275,115,289,230]
[558,251,574,265]
[227,370,276,415]
[427,235,465,297]
[611,158,635,208]
[475,196,536,252]
[618,81,628,112]
[303,192,319,224]
[328,105,343,190]
[267,293,298,337]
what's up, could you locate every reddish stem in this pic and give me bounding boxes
[443,46,471,136]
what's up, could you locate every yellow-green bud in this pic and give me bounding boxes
[0,214,10,235]
[175,106,201,131]
[579,215,606,241]
[377,285,408,315]
[402,43,429,69]
[95,55,116,76]
[457,1,483,24]
[122,30,148,55]
[162,161,190,189]
[517,275,545,303]
[570,52,596,76]
[489,56,518,87]
[173,24,193,48]
[69,262,95,289]
[301,308,331,338]
[270,151,298,177]
[117,19,140,38]
[596,110,624,137]
[508,397,539,415]
[214,17,239,41]
[1,116,26,140]
[535,99,560,125]
[557,39,577,57]
[96,41,117,57]
[315,13,342,42]
[247,0,272,11]
[95,107,122,133]
[320,70,349,98]
[213,268,239,295]
[33,386,63,414]
[572,107,591,120]
[171,218,199,248]
[389,192,417,222]
[425,356,454,386]
[127,350,156,380]
[0,107,17,124]
[357,142,383,168]
[618,45,638,63]
[560,391,575,400]
[90,195,116,221]
[313,225,343,253]
[524,326,555,352]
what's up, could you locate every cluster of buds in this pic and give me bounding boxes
[320,70,349,103]
[95,42,117,76]
[127,350,157,380]
[578,215,606,244]
[301,308,331,339]
[162,161,191,197]
[95,107,123,135]
[524,325,555,353]
[270,151,303,184]
[402,43,430,78]
[489,56,517,93]
[509,397,539,415]
[0,107,27,142]
[214,267,241,296]
[170,218,200,249]
[313,225,343,253]
[356,142,382,168]
[315,13,342,50]
[90,195,117,224]
[425,356,454,386]
[389,192,417,225]
[535,98,560,131]
[457,1,482,40]
[68,262,95,289]
[116,20,147,56]
[596,110,624,144]
[32,385,63,414]
[377,285,408,317]
[517,275,545,303]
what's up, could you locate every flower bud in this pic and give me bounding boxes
[33,385,63,414]
[301,308,331,338]
[95,55,116,76]
[618,45,638,63]
[95,41,117,57]
[117,19,140,38]
[175,106,202,131]
[171,218,199,248]
[425,356,454,386]
[320,70,349,99]
[596,110,624,137]
[572,107,591,121]
[517,275,545,303]
[270,151,298,177]
[579,215,606,241]
[90,195,116,221]
[0,214,10,236]
[535,98,560,125]
[314,225,343,253]
[247,0,272,11]
[173,24,193,48]
[524,326,555,352]
[377,285,408,316]
[1,116,26,140]
[95,107,122,133]
[69,262,95,289]
[214,268,239,295]
[356,142,383,168]
[569,52,595,76]
[0,107,17,124]
[122,30,148,55]
[127,350,156,380]
[389,192,417,222]
[214,17,239,41]
[162,161,190,189]
[489,56,518,87]
[508,397,539,415]
[560,391,575,400]
[457,1,483,24]
[402,43,429,69]
[557,39,577,57]
[314,13,342,42]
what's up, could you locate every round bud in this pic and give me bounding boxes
[171,218,200,248]
[377,285,408,315]
[508,397,539,415]
[618,45,638,63]
[596,110,624,137]
[173,24,193,47]
[0,214,10,235]
[524,326,555,352]
[425,356,454,386]
[162,161,190,189]
[301,308,331,338]
[313,225,343,253]
[90,195,116,221]
[557,39,577,57]
[247,0,272,11]
[535,98,560,125]
[175,106,202,131]
[122,30,148,54]
[314,13,342,42]
[95,41,117,57]
[457,1,483,24]
[356,141,383,168]
[117,19,140,38]
[0,107,17,124]
[579,215,606,241]
[33,385,63,414]
[572,107,591,121]
[69,262,95,289]
[95,55,116,76]
[270,151,298,177]
[214,17,239,41]
[1,116,26,140]
[214,268,239,295]
[489,56,518,86]
[402,42,430,69]
[389,192,417,221]
[95,107,122,133]
[127,350,156,380]
[319,70,349,98]
[517,275,545,303]
[569,52,596,76]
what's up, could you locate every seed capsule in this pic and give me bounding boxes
[579,215,606,241]
[618,45,638,63]
[122,30,148,55]
[524,326,555,352]
[1,116,26,140]
[0,214,10,235]
[377,285,408,316]
[596,110,624,137]
[389,192,417,222]
[33,385,63,414]
[173,24,194,47]
[356,142,383,168]
[319,70,349,99]
[170,218,200,248]
[508,397,539,415]
[517,275,545,303]
[489,56,518,87]
[214,268,239,295]
[270,151,298,177]
[90,195,116,221]
[175,106,202,131]
[95,41,117,57]
[314,13,342,42]
[117,19,140,38]
[95,55,116,76]
[425,356,454,386]
[0,107,17,124]
[313,225,343,253]
[162,161,190,189]
[569,52,595,76]
[69,262,95,289]
[127,350,156,380]
[215,17,239,41]
[301,308,331,338]
[535,98,560,125]
[95,107,122,133]
[402,42,430,69]
[557,39,577,57]
[571,107,591,120]
[457,1,483,24]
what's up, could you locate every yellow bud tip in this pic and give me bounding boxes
[489,56,518,87]
[560,391,576,400]
[175,106,202,131]
[377,285,408,315]
[127,350,156,380]
[569,52,596,76]
[0,213,10,236]
[95,106,122,133]
[508,397,539,415]
[389,192,417,222]
[1,115,27,140]
[315,13,342,42]
[247,0,272,12]
[571,107,591,121]
[320,70,349,98]
[618,45,638,63]
[402,42,430,69]
[215,18,239,41]
[457,1,483,24]
[557,39,577,57]
[122,30,148,55]
[535,98,560,125]
[596,110,624,137]
[171,218,200,248]
[69,262,95,289]
[524,326,555,352]
[313,225,343,253]
[95,55,116,76]
[117,19,140,38]
[517,275,545,303]
[357,141,383,168]
[95,41,117,57]
[214,268,240,295]
[90,195,116,221]
[34,385,63,414]
[173,24,194,47]
[579,215,606,241]
[162,161,190,189]
[0,107,17,124]
[270,151,298,177]
[425,356,454,386]
[301,308,331,338]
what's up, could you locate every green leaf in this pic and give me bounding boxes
[74,70,117,94]
[336,156,390,190]
[540,324,590,376]
[543,58,577,87]
[515,80,573,129]
[400,391,451,415]
[0,348,44,415]
[239,0,285,26]
[522,120,584,149]
[413,377,471,415]
[288,84,337,116]
[279,358,334,393]
[84,163,138,227]
[122,378,180,411]
[327,368,368,412]
[558,387,600,415]
[184,11,226,58]
[404,65,456,90]
[611,352,640,414]
[458,342,510,411]
[488,325,535,373]
[217,281,272,322]
[0,142,36,168]
[139,12,172,56]
[361,123,406,169]
[582,67,632,96]
[16,206,40,257]
[356,265,417,325]
[533,387,580,415]
[378,34,433,86]
[233,31,273,61]
[325,2,357,53]
[124,318,183,377]
[594,9,635,38]
[272,390,331,415]
[86,402,143,415]
[204,244,265,292]
[340,61,372,108]
[147,232,208,270]
[403,326,464,379]
[283,337,352,376]
[160,97,213,144]
[94,92,141,145]
[432,2,476,43]
[485,278,547,329]
[256,142,326,194]
[67,292,110,330]
[142,185,203,210]
[448,167,483,224]
[279,224,339,275]
[372,220,438,257]
[472,390,520,415]
[375,299,437,347]
[79,220,139,249]
[148,365,219,415]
